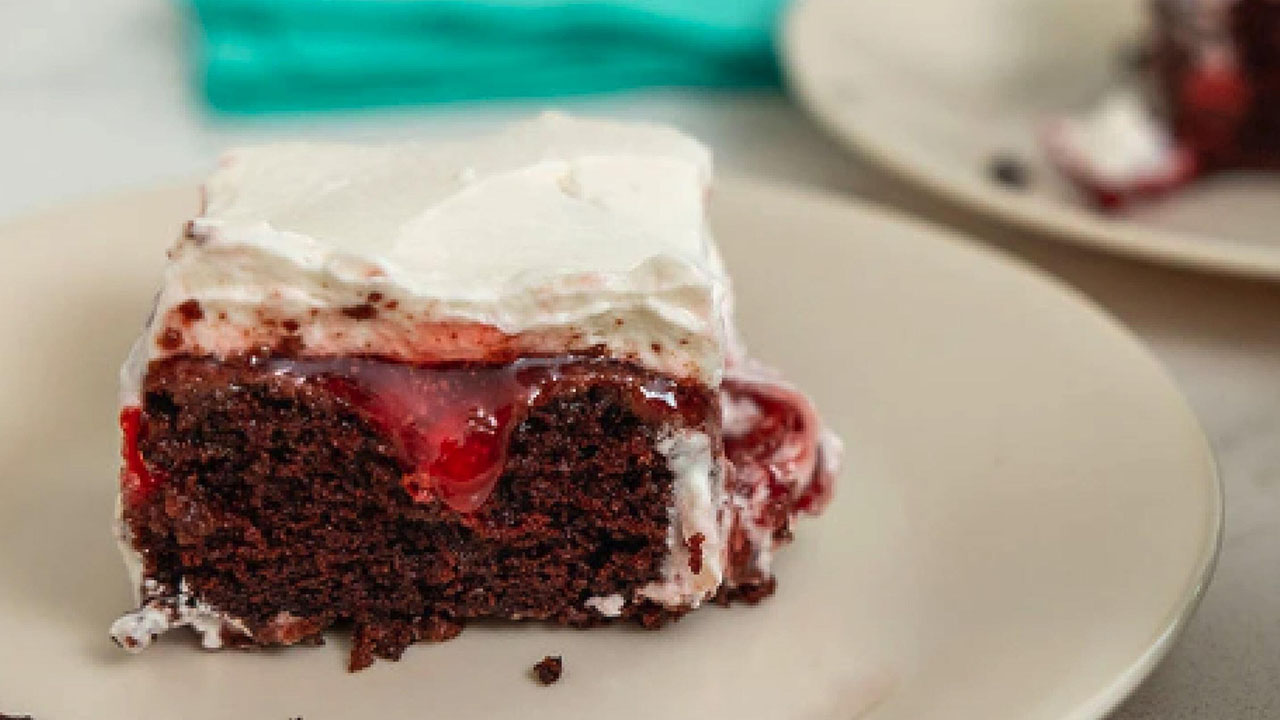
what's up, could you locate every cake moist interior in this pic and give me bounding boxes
[122,355,720,670]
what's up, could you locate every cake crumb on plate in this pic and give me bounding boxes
[532,655,564,685]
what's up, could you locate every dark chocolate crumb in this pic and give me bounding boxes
[367,292,384,303]
[158,327,182,351]
[276,335,305,356]
[341,304,378,321]
[176,299,204,322]
[532,656,563,685]
[650,342,663,354]
[614,318,624,326]
[385,300,399,310]
[282,319,301,334]
[217,311,228,321]
[988,155,1030,189]
[687,532,706,574]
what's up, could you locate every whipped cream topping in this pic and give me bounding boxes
[122,112,728,404]
[1047,90,1184,187]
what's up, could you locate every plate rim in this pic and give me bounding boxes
[780,0,1280,281]
[0,178,1225,720]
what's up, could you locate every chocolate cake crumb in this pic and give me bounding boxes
[275,335,305,356]
[687,532,706,574]
[341,303,378,320]
[532,656,563,685]
[158,327,182,351]
[282,319,301,334]
[176,299,204,322]
[367,292,384,303]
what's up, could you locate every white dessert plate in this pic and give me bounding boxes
[0,179,1219,719]
[783,0,1280,279]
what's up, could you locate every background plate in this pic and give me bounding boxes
[783,0,1280,279]
[0,179,1219,719]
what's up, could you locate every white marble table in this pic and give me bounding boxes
[3,0,1276,717]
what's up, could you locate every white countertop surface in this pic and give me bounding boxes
[3,0,1276,717]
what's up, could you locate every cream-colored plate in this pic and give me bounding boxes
[0,180,1219,719]
[784,0,1280,279]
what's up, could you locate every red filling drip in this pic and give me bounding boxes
[263,357,685,514]
[722,378,833,528]
[119,407,161,501]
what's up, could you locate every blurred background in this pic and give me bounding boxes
[0,0,866,220]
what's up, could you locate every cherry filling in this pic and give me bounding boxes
[122,356,700,515]
[122,354,829,523]
[119,407,162,502]
[722,377,834,529]
[269,357,697,514]
[285,358,532,514]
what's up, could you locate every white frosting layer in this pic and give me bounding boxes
[123,112,728,404]
[1050,90,1182,186]
[111,579,248,652]
[639,429,729,610]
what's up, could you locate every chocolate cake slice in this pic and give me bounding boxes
[1153,0,1280,173]
[1044,0,1280,207]
[110,113,841,671]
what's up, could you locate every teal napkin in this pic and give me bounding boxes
[186,0,788,112]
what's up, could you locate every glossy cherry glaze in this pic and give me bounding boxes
[119,407,162,502]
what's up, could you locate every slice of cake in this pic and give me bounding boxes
[1045,0,1279,207]
[110,113,841,671]
[1153,0,1279,173]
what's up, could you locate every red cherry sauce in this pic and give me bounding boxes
[263,357,688,515]
[119,407,162,502]
[722,378,833,532]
